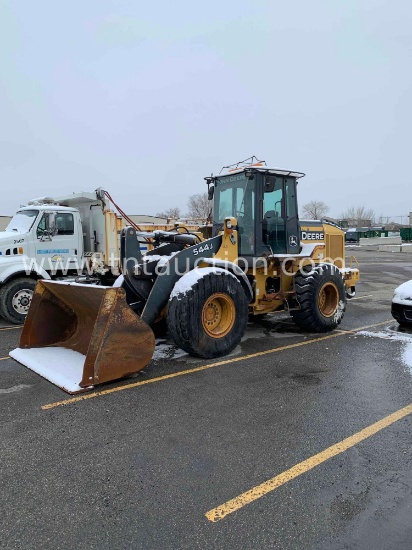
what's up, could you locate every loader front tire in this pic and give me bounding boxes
[0,278,36,325]
[167,271,248,358]
[291,264,346,332]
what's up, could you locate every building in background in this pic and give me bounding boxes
[339,218,372,228]
[0,217,11,231]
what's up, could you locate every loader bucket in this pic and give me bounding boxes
[10,280,155,394]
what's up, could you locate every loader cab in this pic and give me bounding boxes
[209,167,304,258]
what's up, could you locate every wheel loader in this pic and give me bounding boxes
[11,159,360,393]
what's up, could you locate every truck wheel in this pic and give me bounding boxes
[291,264,346,332]
[167,271,248,358]
[0,278,36,325]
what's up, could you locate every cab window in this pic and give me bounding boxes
[56,213,74,235]
[36,214,47,238]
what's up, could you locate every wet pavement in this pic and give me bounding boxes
[1,249,412,549]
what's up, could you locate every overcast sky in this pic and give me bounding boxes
[1,0,411,221]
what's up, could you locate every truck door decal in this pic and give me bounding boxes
[37,249,70,254]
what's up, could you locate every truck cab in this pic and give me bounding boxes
[2,205,84,272]
[0,204,83,276]
[0,204,85,324]
[0,190,123,324]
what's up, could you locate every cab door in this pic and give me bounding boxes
[284,177,300,255]
[260,175,300,255]
[262,178,287,254]
[35,211,81,273]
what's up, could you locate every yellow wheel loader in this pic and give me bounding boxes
[11,159,359,393]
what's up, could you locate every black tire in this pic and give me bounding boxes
[167,271,248,358]
[0,277,37,325]
[291,264,346,332]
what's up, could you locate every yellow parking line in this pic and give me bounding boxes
[41,320,390,410]
[0,356,10,361]
[206,402,412,522]
[0,326,23,331]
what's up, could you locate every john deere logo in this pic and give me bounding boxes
[289,235,298,246]
[301,231,324,241]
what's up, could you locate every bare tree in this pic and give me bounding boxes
[156,207,181,219]
[340,206,376,224]
[186,192,212,220]
[301,200,329,219]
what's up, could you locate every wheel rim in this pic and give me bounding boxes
[202,293,235,338]
[11,288,33,315]
[318,282,339,317]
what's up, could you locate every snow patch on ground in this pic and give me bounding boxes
[0,384,32,394]
[357,330,412,373]
[404,345,412,369]
[152,340,188,360]
[357,330,412,342]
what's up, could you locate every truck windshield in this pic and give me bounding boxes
[5,210,39,233]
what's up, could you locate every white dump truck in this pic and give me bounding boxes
[0,189,141,324]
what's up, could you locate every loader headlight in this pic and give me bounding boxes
[224,219,233,235]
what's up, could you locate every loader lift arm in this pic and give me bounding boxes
[121,226,223,325]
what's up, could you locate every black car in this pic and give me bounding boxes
[392,280,412,326]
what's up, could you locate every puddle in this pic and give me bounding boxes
[247,317,303,338]
[357,327,412,374]
[289,373,321,385]
[387,323,412,335]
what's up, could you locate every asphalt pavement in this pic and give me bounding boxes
[1,249,412,549]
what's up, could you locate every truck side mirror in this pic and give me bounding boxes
[46,213,57,236]
[208,185,215,200]
[264,175,276,193]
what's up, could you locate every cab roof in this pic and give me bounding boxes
[217,166,305,179]
[18,205,78,213]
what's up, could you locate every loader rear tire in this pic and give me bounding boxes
[167,271,248,358]
[291,264,346,332]
[0,277,36,325]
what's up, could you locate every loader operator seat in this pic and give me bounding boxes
[263,209,286,254]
